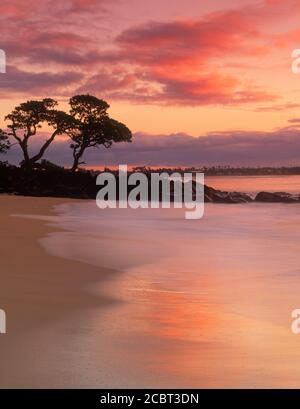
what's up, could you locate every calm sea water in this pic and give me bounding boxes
[39,176,300,387]
[206,174,300,194]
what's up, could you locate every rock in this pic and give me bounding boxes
[204,185,253,203]
[172,181,253,203]
[255,191,300,203]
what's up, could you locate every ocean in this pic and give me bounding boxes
[38,175,300,387]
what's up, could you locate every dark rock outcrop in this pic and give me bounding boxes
[255,191,300,203]
[204,185,252,203]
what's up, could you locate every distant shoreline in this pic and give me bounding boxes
[131,166,300,177]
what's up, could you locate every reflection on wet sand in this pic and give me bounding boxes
[40,201,300,387]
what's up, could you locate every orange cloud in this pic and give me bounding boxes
[0,0,297,106]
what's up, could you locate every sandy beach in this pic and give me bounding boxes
[2,190,300,388]
[0,195,114,388]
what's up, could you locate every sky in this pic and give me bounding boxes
[1,0,300,167]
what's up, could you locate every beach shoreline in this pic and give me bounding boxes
[0,195,116,388]
[2,193,300,388]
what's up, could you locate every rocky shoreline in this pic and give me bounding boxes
[0,164,299,204]
[205,186,300,203]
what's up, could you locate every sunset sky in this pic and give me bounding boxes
[1,0,300,166]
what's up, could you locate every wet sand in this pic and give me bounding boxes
[1,195,300,388]
[36,201,300,388]
[0,195,115,388]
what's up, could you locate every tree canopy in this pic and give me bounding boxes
[3,95,132,171]
[67,95,132,171]
[0,129,9,154]
[5,98,76,168]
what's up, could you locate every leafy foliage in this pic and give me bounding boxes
[0,129,9,154]
[4,95,132,170]
[67,95,132,171]
[5,98,75,168]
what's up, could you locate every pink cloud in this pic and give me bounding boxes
[0,0,298,106]
[0,66,83,97]
[75,8,278,105]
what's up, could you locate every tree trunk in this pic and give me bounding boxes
[18,130,59,169]
[71,144,86,172]
[29,130,59,164]
[19,141,31,169]
[71,155,80,172]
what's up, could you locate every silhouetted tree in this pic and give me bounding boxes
[5,98,75,169]
[0,129,10,154]
[67,95,132,171]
